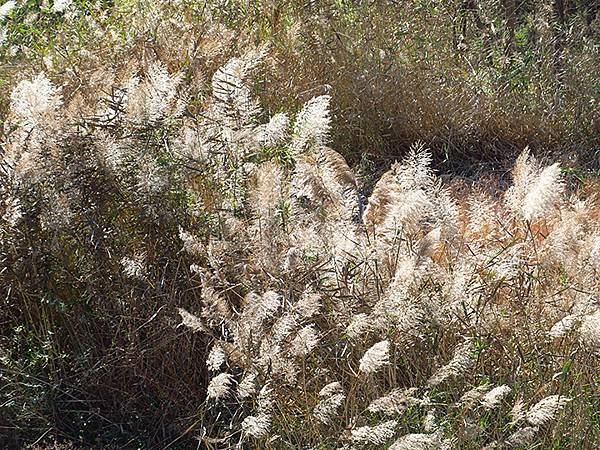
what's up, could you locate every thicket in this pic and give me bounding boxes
[0,1,599,449]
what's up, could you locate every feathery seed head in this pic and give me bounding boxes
[319,381,344,397]
[283,246,301,272]
[578,309,600,352]
[52,0,73,13]
[179,228,205,256]
[481,385,512,409]
[211,48,265,128]
[367,387,421,416]
[423,409,438,432]
[258,113,289,146]
[272,314,299,343]
[125,62,184,124]
[0,1,16,20]
[237,372,258,399]
[428,340,474,386]
[458,385,491,409]
[522,163,564,221]
[177,308,207,333]
[506,426,539,447]
[3,196,24,227]
[345,313,371,339]
[526,395,571,426]
[389,432,443,450]
[351,420,397,445]
[510,397,527,423]
[290,325,319,357]
[506,149,564,221]
[260,291,282,318]
[258,384,274,412]
[242,413,271,438]
[359,340,390,374]
[121,254,147,280]
[314,393,346,424]
[11,73,62,130]
[207,373,235,400]
[207,343,227,372]
[293,292,322,319]
[548,314,580,338]
[292,95,332,151]
[252,161,284,219]
[395,143,434,190]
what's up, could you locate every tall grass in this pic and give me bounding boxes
[0,1,599,448]
[1,1,599,167]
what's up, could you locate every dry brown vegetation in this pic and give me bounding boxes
[0,1,599,449]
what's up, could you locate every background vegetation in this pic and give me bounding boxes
[1,0,599,169]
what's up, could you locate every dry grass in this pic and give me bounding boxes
[1,1,599,168]
[0,1,599,449]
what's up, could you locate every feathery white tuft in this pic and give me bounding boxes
[52,0,73,13]
[346,313,371,338]
[428,340,474,386]
[359,340,390,374]
[11,73,62,130]
[259,291,282,318]
[481,385,512,409]
[120,254,146,280]
[290,325,319,356]
[253,161,284,218]
[548,314,580,338]
[423,409,438,432]
[179,228,205,256]
[257,384,274,412]
[242,413,271,438]
[207,373,235,400]
[293,292,322,319]
[125,62,184,124]
[459,385,491,409]
[292,95,331,151]
[237,372,258,399]
[206,343,227,372]
[526,395,571,426]
[177,308,206,333]
[506,426,539,447]
[272,314,298,343]
[3,196,24,227]
[258,113,289,146]
[319,382,343,397]
[314,381,345,424]
[510,397,527,423]
[389,432,442,450]
[506,149,564,221]
[0,1,16,19]
[211,47,265,128]
[368,387,421,416]
[578,309,600,351]
[396,144,434,189]
[521,163,564,221]
[351,420,397,445]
